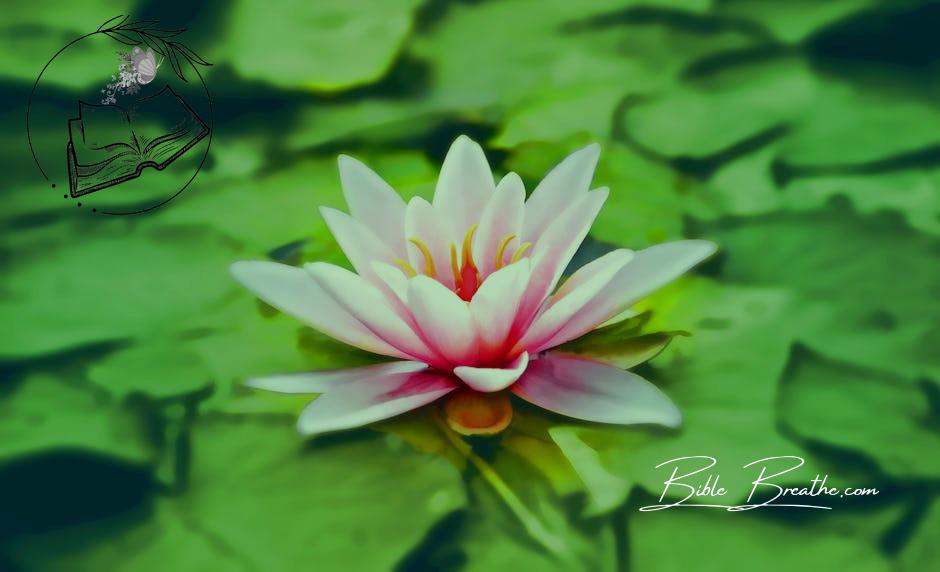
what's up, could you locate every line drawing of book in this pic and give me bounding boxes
[66,85,209,197]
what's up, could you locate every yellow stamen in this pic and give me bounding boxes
[509,242,532,263]
[450,242,461,288]
[462,224,479,271]
[494,234,516,270]
[408,237,437,278]
[394,258,418,278]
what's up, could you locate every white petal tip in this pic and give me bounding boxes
[580,142,601,158]
[499,171,524,185]
[229,260,269,283]
[297,418,324,436]
[620,388,683,429]
[406,195,431,208]
[454,353,529,393]
[691,239,719,257]
[302,261,331,275]
[243,376,307,393]
[670,239,719,268]
[658,405,683,429]
[318,205,340,219]
[586,187,610,208]
[337,154,361,168]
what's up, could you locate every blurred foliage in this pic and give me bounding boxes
[1,0,939,570]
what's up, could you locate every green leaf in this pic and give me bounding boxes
[900,498,940,571]
[7,503,247,571]
[701,144,783,218]
[547,427,627,516]
[0,3,136,88]
[704,143,940,237]
[704,201,940,382]
[714,0,876,43]
[464,434,617,572]
[154,157,345,256]
[409,0,751,116]
[0,225,242,359]
[286,100,452,152]
[630,509,892,572]
[0,374,154,466]
[7,419,466,572]
[783,168,940,237]
[621,57,816,159]
[625,52,940,173]
[215,0,424,91]
[493,87,624,148]
[457,510,573,572]
[779,82,940,168]
[779,348,940,479]
[179,419,465,571]
[87,340,211,400]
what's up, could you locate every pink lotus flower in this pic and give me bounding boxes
[232,136,715,435]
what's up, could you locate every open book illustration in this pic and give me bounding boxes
[66,86,209,197]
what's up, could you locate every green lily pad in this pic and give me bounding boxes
[87,341,211,400]
[783,168,940,236]
[1,4,135,89]
[180,419,465,571]
[458,510,574,572]
[466,437,617,572]
[0,225,242,359]
[630,508,892,572]
[6,419,466,572]
[704,142,940,237]
[625,52,940,173]
[215,0,424,91]
[779,83,940,168]
[409,0,753,115]
[706,201,940,382]
[493,87,624,148]
[547,427,627,516]
[701,144,783,217]
[900,498,940,571]
[714,0,877,43]
[0,374,153,466]
[153,157,343,256]
[779,349,940,479]
[286,99,452,152]
[6,503,245,571]
[621,57,817,158]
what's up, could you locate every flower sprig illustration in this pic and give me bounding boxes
[97,15,211,83]
[100,51,140,104]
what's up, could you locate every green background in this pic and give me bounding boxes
[1,0,939,570]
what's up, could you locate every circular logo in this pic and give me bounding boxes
[26,15,214,215]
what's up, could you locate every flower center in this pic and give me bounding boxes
[395,226,531,301]
[451,224,480,300]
